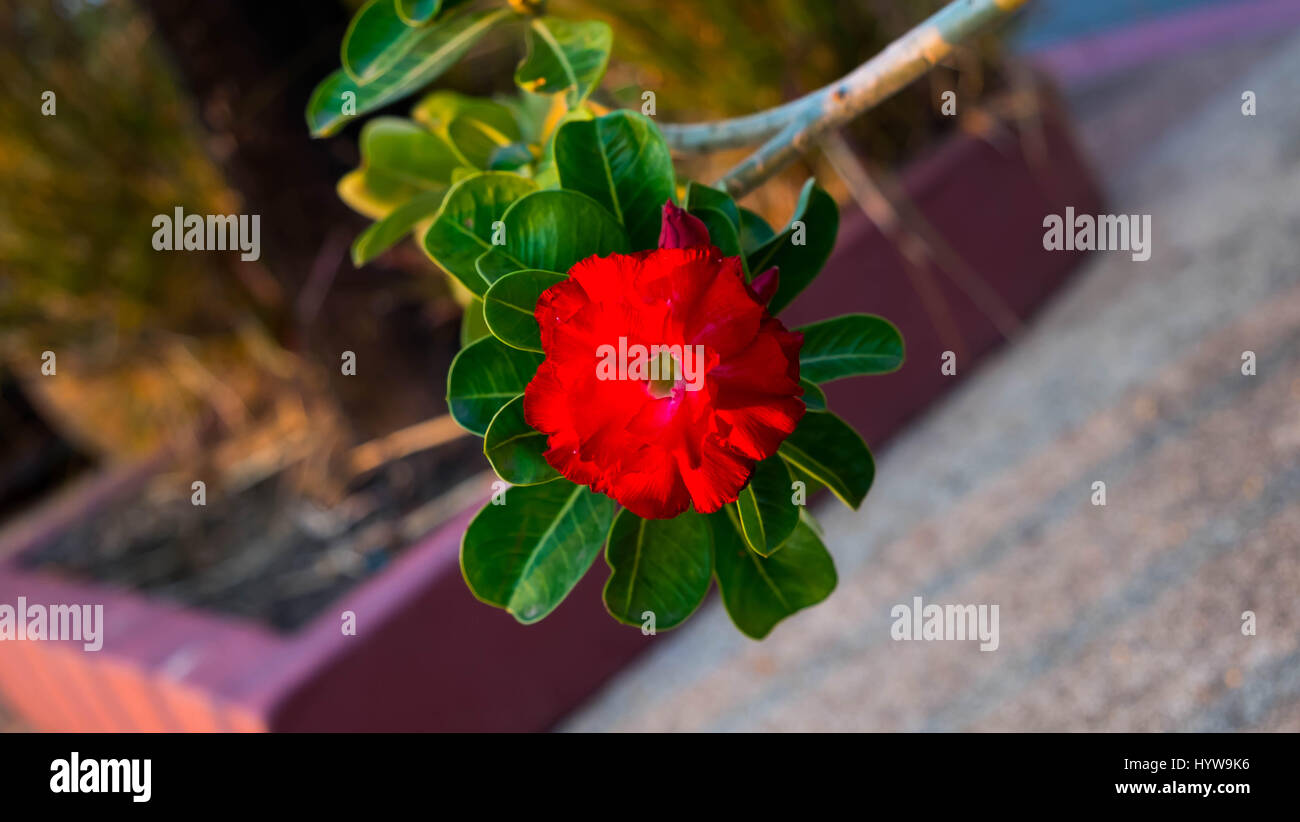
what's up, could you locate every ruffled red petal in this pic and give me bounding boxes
[525,245,804,518]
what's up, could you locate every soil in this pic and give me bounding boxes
[18,436,485,632]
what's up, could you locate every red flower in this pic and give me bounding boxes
[523,203,805,519]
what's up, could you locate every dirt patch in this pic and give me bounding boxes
[18,437,485,632]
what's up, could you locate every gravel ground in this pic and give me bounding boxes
[563,31,1300,731]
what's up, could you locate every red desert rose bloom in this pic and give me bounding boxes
[523,206,805,519]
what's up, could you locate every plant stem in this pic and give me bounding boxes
[662,0,1029,198]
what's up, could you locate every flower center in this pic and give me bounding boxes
[646,350,681,398]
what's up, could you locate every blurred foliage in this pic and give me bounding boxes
[0,0,319,463]
[0,0,251,345]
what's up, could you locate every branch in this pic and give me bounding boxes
[688,0,1029,198]
[819,130,1022,341]
[347,414,467,475]
[660,99,815,153]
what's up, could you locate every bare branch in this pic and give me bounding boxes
[698,0,1029,198]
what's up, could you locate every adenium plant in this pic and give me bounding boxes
[309,0,905,638]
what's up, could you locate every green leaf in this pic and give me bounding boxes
[738,206,775,254]
[307,8,511,137]
[798,314,904,384]
[778,410,875,510]
[337,167,426,220]
[603,508,712,630]
[460,297,491,346]
[799,378,826,411]
[411,91,522,169]
[462,482,616,624]
[712,509,837,639]
[498,91,558,145]
[748,179,839,314]
[450,117,520,170]
[685,182,740,229]
[343,0,428,83]
[489,142,535,171]
[395,0,443,26]
[514,17,612,108]
[446,335,542,435]
[683,183,744,268]
[532,163,560,190]
[688,206,743,265]
[360,117,464,187]
[336,118,458,219]
[475,248,536,286]
[351,187,446,266]
[483,269,565,352]
[786,459,825,499]
[474,189,629,287]
[422,172,539,295]
[734,456,800,557]
[553,111,675,250]
[483,395,559,485]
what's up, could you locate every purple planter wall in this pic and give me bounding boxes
[0,489,651,732]
[783,89,1102,445]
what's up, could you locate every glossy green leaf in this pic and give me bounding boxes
[361,117,464,186]
[688,206,743,264]
[798,314,904,384]
[449,117,519,170]
[712,509,837,639]
[734,456,800,556]
[748,179,839,314]
[786,459,825,499]
[336,117,458,220]
[799,378,826,411]
[483,395,559,485]
[475,248,535,285]
[489,142,535,171]
[343,0,427,83]
[514,17,612,108]
[532,163,560,190]
[337,167,427,220]
[738,206,775,254]
[603,508,712,630]
[473,189,629,287]
[496,91,556,146]
[462,482,616,624]
[483,269,565,352]
[554,111,674,250]
[422,172,539,295]
[683,183,744,269]
[350,187,445,265]
[395,0,443,26]
[446,334,542,435]
[411,91,522,169]
[685,182,740,229]
[307,8,511,137]
[460,297,491,346]
[778,410,875,510]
